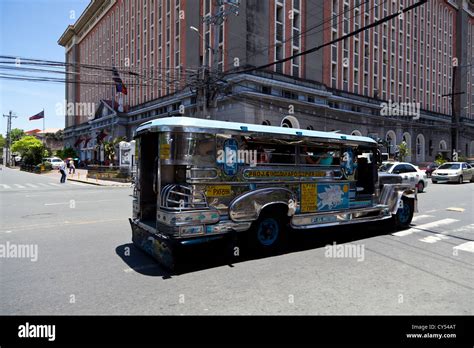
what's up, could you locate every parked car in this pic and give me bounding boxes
[379,161,429,192]
[418,162,439,177]
[431,162,474,184]
[44,157,64,169]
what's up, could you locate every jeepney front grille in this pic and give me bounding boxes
[160,184,208,210]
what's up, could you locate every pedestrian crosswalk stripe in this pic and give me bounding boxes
[37,183,50,187]
[0,184,11,189]
[449,224,474,233]
[453,241,474,253]
[392,218,459,237]
[49,183,62,186]
[14,184,26,189]
[25,183,38,188]
[419,233,450,243]
[411,215,434,222]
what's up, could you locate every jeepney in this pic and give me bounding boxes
[129,117,416,270]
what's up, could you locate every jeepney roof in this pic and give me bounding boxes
[136,117,376,145]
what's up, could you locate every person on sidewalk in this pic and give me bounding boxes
[69,159,76,174]
[59,162,67,183]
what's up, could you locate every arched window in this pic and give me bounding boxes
[307,125,314,130]
[439,140,448,151]
[385,130,397,155]
[281,116,300,128]
[262,120,271,126]
[351,130,362,136]
[416,134,425,163]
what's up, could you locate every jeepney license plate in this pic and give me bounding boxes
[312,216,337,224]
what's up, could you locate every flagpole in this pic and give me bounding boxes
[42,109,45,145]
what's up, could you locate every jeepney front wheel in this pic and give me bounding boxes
[392,196,414,230]
[249,206,289,256]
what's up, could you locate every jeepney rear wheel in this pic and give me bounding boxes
[249,206,289,256]
[392,196,414,230]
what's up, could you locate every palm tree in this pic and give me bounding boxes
[103,136,126,164]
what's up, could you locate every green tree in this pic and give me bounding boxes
[398,141,410,162]
[10,128,25,143]
[11,136,45,165]
[0,134,5,149]
[55,147,77,159]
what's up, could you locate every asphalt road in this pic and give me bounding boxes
[1,165,473,315]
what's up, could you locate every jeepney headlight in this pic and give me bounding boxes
[179,225,204,237]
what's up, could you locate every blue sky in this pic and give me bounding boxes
[0,0,89,136]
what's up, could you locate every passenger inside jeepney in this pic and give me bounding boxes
[301,145,335,165]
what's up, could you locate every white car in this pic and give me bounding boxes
[379,161,429,192]
[431,162,474,184]
[44,157,64,169]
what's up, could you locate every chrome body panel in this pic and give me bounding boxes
[229,187,295,222]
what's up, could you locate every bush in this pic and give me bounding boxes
[42,162,53,171]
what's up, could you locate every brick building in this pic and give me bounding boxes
[59,0,474,164]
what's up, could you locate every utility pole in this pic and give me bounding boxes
[3,110,18,167]
[442,64,464,160]
[200,0,239,119]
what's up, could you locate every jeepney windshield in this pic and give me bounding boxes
[159,132,215,165]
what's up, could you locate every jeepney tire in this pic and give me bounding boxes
[392,196,414,231]
[249,206,289,256]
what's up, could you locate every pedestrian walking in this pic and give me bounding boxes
[69,159,76,174]
[59,162,67,183]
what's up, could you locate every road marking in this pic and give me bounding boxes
[123,264,160,273]
[449,224,474,233]
[37,183,50,187]
[411,215,434,222]
[1,218,123,232]
[392,218,459,237]
[453,242,474,254]
[4,230,12,234]
[14,184,26,189]
[25,183,38,188]
[49,183,62,186]
[419,233,450,243]
[44,199,117,206]
[0,184,11,189]
[446,207,465,212]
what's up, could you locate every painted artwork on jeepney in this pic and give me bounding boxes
[317,183,350,211]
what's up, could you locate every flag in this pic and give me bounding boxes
[29,110,44,121]
[112,67,128,95]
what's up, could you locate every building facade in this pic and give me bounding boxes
[59,0,474,164]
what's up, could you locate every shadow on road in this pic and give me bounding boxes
[117,220,392,276]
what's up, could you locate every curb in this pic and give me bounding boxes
[67,177,131,187]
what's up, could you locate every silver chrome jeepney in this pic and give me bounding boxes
[129,117,417,270]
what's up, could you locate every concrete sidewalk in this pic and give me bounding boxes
[44,168,131,187]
